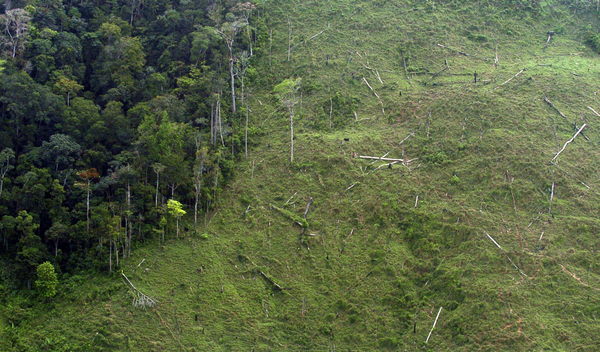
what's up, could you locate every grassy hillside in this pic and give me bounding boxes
[3,0,600,351]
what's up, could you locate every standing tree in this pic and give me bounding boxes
[76,168,100,236]
[217,13,247,114]
[152,163,165,207]
[167,199,186,238]
[193,138,207,227]
[35,261,58,298]
[53,76,83,106]
[0,8,31,58]
[273,78,302,163]
[0,147,14,199]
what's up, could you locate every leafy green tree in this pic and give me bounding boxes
[0,148,15,199]
[40,134,81,179]
[15,211,46,285]
[35,261,58,298]
[167,199,186,238]
[53,76,83,106]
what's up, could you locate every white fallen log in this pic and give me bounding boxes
[484,232,527,277]
[495,68,525,89]
[588,106,600,117]
[425,307,443,344]
[362,77,385,115]
[345,182,359,191]
[551,124,587,162]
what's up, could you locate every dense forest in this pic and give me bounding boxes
[1,0,600,350]
[0,0,262,290]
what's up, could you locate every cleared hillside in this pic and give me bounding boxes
[3,1,600,351]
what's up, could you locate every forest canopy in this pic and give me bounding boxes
[0,0,261,287]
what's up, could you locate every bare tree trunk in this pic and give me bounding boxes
[126,182,131,257]
[329,97,333,129]
[210,101,215,145]
[86,181,90,235]
[269,28,273,67]
[155,171,159,207]
[287,19,292,62]
[289,110,295,163]
[176,218,180,239]
[245,103,249,158]
[109,239,113,272]
[217,98,225,147]
[229,47,237,114]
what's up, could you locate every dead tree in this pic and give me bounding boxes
[0,8,31,58]
[122,272,158,308]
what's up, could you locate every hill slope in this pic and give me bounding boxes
[3,1,600,351]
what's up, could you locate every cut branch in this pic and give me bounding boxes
[544,97,567,119]
[495,69,525,89]
[551,124,587,163]
[484,232,527,277]
[303,197,314,219]
[358,156,406,162]
[588,106,600,117]
[362,77,385,115]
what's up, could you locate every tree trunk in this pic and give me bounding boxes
[109,240,113,272]
[245,103,249,158]
[176,218,180,239]
[287,19,292,61]
[289,109,295,163]
[229,47,237,114]
[155,171,160,207]
[86,180,91,236]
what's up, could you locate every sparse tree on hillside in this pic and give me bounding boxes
[167,199,186,238]
[274,78,302,163]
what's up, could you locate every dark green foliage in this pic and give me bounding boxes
[0,0,258,290]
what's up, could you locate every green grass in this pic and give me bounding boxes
[3,0,600,351]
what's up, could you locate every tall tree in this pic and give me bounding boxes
[0,147,14,199]
[0,8,31,58]
[274,78,302,163]
[167,199,186,238]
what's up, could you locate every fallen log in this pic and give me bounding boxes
[425,307,443,344]
[303,197,314,219]
[551,124,587,163]
[358,156,405,162]
[543,97,567,119]
[495,68,525,89]
[362,77,385,115]
[484,232,527,277]
[588,106,600,117]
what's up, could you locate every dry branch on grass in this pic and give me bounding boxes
[588,106,600,117]
[559,264,600,291]
[484,232,527,277]
[495,69,526,89]
[551,124,587,163]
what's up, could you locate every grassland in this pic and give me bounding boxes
[2,0,600,351]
